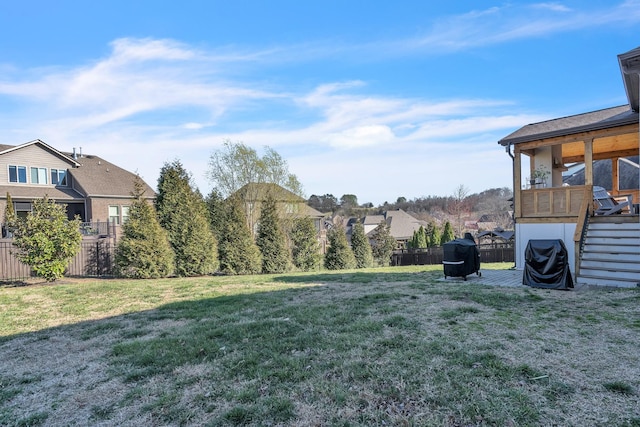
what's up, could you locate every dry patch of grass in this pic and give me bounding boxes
[1,264,639,426]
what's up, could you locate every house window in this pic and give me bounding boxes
[109,205,120,225]
[14,202,32,218]
[51,169,67,186]
[30,167,48,185]
[121,206,130,223]
[8,165,27,183]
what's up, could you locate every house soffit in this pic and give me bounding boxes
[515,122,639,162]
[619,46,640,112]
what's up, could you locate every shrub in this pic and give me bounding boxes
[324,226,356,270]
[290,217,322,271]
[370,221,396,267]
[256,194,290,273]
[351,221,373,268]
[12,196,81,281]
[115,177,174,278]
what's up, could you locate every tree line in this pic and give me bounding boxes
[309,186,513,236]
[3,141,397,281]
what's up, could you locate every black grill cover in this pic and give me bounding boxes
[443,237,480,279]
[523,239,574,289]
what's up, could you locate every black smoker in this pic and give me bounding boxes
[443,233,481,281]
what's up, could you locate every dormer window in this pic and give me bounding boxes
[51,169,67,186]
[8,165,27,183]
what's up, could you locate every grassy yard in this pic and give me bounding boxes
[0,263,639,426]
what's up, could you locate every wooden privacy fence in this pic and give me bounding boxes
[2,239,514,281]
[392,244,514,267]
[0,238,115,281]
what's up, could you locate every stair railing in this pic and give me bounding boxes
[572,185,593,276]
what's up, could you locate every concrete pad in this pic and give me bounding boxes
[439,268,589,291]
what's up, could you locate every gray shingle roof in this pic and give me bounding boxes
[0,185,84,201]
[498,105,638,146]
[233,182,326,218]
[65,153,155,198]
[363,215,385,226]
[384,209,429,240]
[1,141,155,198]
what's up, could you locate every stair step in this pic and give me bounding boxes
[584,237,640,247]
[588,222,640,231]
[580,259,640,271]
[578,217,640,288]
[581,252,640,263]
[577,275,640,288]
[577,267,640,281]
[587,229,640,238]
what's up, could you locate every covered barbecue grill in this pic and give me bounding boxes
[443,233,481,280]
[523,239,574,289]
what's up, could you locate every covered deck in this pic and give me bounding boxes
[498,47,640,278]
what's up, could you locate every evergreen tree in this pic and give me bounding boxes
[416,226,428,249]
[205,188,226,241]
[155,160,218,276]
[370,221,396,266]
[12,196,82,281]
[290,217,322,271]
[351,220,373,268]
[115,176,174,278]
[408,226,427,250]
[324,226,356,270]
[3,192,17,237]
[441,221,455,245]
[427,221,441,247]
[256,193,290,273]
[217,196,262,275]
[408,230,417,249]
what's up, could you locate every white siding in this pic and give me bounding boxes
[515,222,576,273]
[1,144,74,187]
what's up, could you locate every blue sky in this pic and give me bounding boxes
[1,1,639,205]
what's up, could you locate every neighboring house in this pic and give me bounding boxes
[232,182,328,251]
[476,229,514,247]
[498,46,640,287]
[361,209,430,249]
[0,139,155,233]
[476,214,500,232]
[362,214,386,235]
[464,220,479,231]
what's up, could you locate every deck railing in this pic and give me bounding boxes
[572,188,593,276]
[519,185,639,219]
[1,221,113,238]
[79,221,112,236]
[519,185,589,218]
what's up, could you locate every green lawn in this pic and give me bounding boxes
[1,263,639,426]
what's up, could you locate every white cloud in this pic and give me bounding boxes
[0,22,603,203]
[530,3,572,13]
[327,125,395,149]
[183,122,206,130]
[403,1,640,51]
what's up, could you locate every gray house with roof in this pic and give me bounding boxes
[361,209,430,249]
[0,139,154,233]
[498,46,640,287]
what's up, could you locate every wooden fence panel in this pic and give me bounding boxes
[0,238,115,281]
[392,244,514,267]
[0,240,32,280]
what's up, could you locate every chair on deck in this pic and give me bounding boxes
[593,186,632,215]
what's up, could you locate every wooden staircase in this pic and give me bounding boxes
[577,216,640,288]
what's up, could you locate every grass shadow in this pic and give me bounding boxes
[2,266,639,426]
